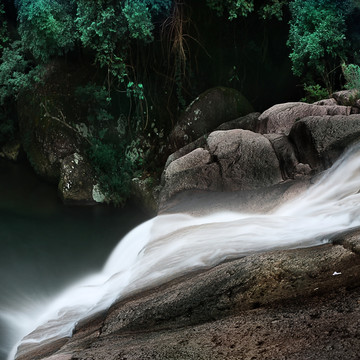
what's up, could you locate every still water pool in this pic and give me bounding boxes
[0,159,149,360]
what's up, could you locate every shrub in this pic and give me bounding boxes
[301,84,329,103]
[88,138,143,207]
[287,0,354,93]
[0,41,43,105]
[343,63,360,94]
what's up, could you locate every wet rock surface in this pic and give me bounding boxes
[13,94,360,360]
[16,229,360,360]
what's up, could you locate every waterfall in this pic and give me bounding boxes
[5,142,360,359]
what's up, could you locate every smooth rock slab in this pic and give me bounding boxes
[16,229,360,360]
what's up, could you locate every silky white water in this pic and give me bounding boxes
[5,143,360,359]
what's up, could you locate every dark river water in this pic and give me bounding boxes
[0,158,149,360]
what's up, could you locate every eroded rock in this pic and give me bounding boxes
[216,112,260,132]
[18,94,82,183]
[258,102,351,135]
[289,114,360,170]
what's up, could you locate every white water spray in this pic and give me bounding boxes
[5,143,360,359]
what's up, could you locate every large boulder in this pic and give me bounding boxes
[263,133,311,179]
[169,87,253,150]
[160,129,283,205]
[332,89,360,108]
[160,148,222,204]
[289,114,360,170]
[258,102,352,136]
[216,112,260,132]
[18,95,82,182]
[16,61,89,183]
[207,130,283,191]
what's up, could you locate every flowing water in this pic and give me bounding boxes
[5,143,360,359]
[0,159,149,360]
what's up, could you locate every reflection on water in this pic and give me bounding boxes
[0,159,149,360]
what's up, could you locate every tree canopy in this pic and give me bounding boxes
[2,0,360,105]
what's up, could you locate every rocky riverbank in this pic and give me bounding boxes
[11,89,360,359]
[15,228,360,360]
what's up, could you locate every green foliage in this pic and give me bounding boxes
[206,0,288,20]
[88,138,133,206]
[88,134,146,206]
[2,0,173,107]
[126,82,145,100]
[287,0,352,92]
[206,0,255,19]
[75,0,127,81]
[300,84,329,103]
[123,0,154,42]
[0,4,9,51]
[17,0,76,62]
[10,0,172,94]
[0,41,43,105]
[76,0,171,87]
[75,82,146,206]
[75,84,113,125]
[343,63,360,93]
[260,0,287,20]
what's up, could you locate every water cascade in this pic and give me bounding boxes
[5,143,360,359]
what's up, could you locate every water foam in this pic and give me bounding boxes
[6,143,360,359]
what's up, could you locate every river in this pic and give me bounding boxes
[0,159,149,360]
[10,142,360,359]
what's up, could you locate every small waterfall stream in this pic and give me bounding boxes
[5,143,360,359]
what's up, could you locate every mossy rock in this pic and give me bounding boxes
[18,92,81,182]
[131,176,161,216]
[17,60,94,183]
[169,87,253,150]
[58,153,99,205]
